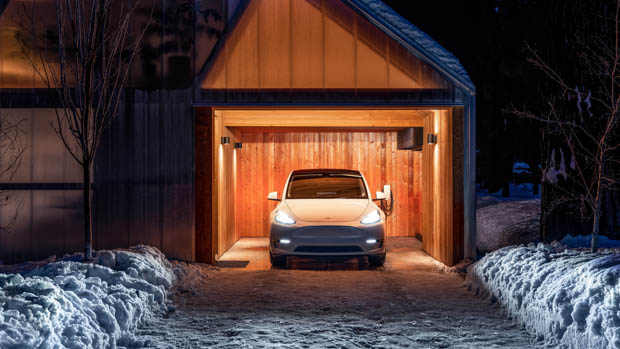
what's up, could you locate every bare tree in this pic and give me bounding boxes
[512,0,620,252]
[0,106,26,232]
[17,0,149,260]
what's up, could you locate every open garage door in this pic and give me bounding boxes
[195,107,464,266]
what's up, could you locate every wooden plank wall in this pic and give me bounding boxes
[202,0,447,89]
[195,108,214,263]
[94,89,195,261]
[233,131,422,240]
[422,109,460,266]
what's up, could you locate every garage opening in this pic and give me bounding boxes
[195,107,463,266]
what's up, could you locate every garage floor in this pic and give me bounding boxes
[216,237,443,272]
[135,238,537,347]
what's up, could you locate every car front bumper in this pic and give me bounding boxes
[269,221,386,256]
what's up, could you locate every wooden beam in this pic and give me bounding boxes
[221,109,426,128]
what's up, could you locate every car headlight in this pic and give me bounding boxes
[361,210,381,225]
[275,211,296,225]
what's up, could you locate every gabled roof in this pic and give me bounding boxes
[345,0,475,94]
[196,0,475,95]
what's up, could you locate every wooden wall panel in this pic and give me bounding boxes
[201,0,449,90]
[94,90,195,262]
[217,125,238,257]
[258,0,291,87]
[234,130,422,239]
[225,1,259,88]
[422,110,456,265]
[324,14,355,88]
[291,0,324,87]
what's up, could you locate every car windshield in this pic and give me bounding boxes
[286,173,368,199]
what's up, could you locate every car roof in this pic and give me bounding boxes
[290,169,362,176]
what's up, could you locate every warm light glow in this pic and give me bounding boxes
[361,210,381,225]
[275,211,296,225]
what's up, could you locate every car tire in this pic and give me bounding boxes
[270,252,287,267]
[368,253,386,267]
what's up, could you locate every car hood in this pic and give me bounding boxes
[285,199,370,222]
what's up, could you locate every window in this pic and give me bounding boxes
[287,172,367,199]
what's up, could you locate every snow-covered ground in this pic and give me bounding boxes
[134,238,536,348]
[0,246,175,348]
[477,199,540,253]
[467,243,620,348]
[476,182,541,253]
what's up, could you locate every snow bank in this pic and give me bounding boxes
[561,234,620,249]
[467,243,620,348]
[0,245,175,348]
[476,199,540,252]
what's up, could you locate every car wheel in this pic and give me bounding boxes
[368,253,386,267]
[270,252,287,267]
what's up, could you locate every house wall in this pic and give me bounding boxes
[0,108,83,264]
[93,89,195,261]
[202,0,448,89]
[422,109,464,265]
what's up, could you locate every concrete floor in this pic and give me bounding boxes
[217,237,445,272]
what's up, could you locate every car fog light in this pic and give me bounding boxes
[280,239,291,244]
[366,239,377,244]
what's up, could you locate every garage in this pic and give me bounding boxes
[194,0,475,267]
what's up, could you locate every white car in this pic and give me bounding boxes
[267,169,387,267]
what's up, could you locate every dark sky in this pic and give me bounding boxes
[381,1,479,79]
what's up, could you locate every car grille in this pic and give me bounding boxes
[294,246,363,253]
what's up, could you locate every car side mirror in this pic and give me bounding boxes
[267,192,280,201]
[375,191,386,201]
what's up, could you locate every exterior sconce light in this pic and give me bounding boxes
[221,136,230,145]
[234,142,243,149]
[427,134,437,144]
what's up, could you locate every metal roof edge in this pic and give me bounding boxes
[343,0,476,95]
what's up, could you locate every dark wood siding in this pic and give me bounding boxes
[94,89,195,261]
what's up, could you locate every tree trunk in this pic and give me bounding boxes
[539,182,548,241]
[592,189,602,253]
[84,163,93,261]
[502,181,510,197]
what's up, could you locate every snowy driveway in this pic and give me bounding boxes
[136,238,536,348]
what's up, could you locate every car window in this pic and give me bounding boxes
[286,173,368,199]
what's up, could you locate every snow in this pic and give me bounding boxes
[478,182,540,204]
[543,148,568,185]
[467,243,620,348]
[476,199,540,253]
[476,184,541,253]
[134,238,536,348]
[561,234,620,249]
[0,245,175,348]
[513,162,531,174]
[351,0,475,91]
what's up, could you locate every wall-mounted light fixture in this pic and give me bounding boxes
[221,136,230,145]
[234,142,243,149]
[427,134,437,144]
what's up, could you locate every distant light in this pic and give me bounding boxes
[280,239,291,244]
[234,142,243,149]
[427,134,437,144]
[366,239,377,244]
[221,136,230,145]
